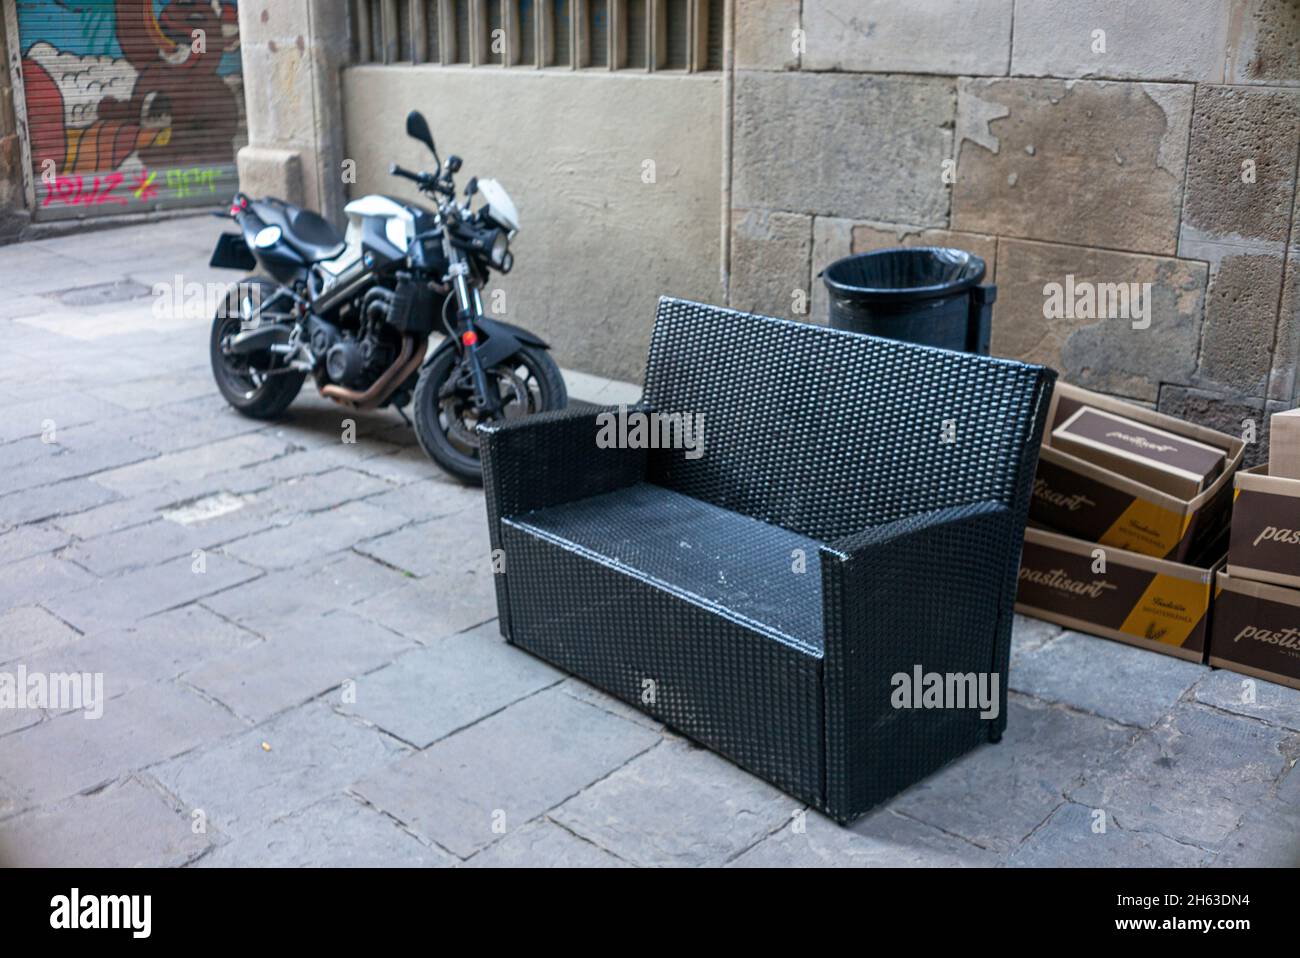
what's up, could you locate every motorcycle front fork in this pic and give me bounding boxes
[451,273,502,417]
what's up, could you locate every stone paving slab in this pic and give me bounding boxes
[1006,801,1214,868]
[0,431,158,497]
[152,701,411,836]
[552,738,803,867]
[1192,668,1300,732]
[350,688,661,858]
[350,446,450,486]
[1211,804,1300,867]
[182,609,417,723]
[0,522,72,566]
[194,795,453,868]
[1011,629,1206,727]
[222,500,410,570]
[87,373,220,413]
[351,573,497,645]
[355,507,491,578]
[339,621,563,747]
[1069,704,1295,850]
[888,697,1137,854]
[731,807,998,868]
[1009,612,1063,665]
[200,552,411,636]
[0,554,98,612]
[60,468,400,578]
[556,677,666,731]
[0,605,81,665]
[61,517,218,578]
[44,550,262,633]
[0,777,210,868]
[361,477,483,524]
[0,698,45,738]
[91,433,298,496]
[0,477,121,528]
[0,392,131,444]
[461,818,630,868]
[0,681,246,809]
[22,605,259,708]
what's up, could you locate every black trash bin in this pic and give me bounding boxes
[821,247,996,355]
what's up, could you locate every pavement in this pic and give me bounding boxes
[0,215,1298,868]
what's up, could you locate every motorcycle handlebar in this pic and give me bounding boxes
[390,163,457,199]
[389,163,427,185]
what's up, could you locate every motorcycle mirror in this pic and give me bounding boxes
[405,110,437,157]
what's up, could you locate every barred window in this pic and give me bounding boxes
[349,0,723,71]
[624,0,647,69]
[586,0,609,67]
[551,0,572,67]
[452,0,471,63]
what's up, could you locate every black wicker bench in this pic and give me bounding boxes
[481,297,1055,823]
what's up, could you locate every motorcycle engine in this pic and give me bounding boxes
[325,330,398,388]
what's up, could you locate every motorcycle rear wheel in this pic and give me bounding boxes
[209,276,305,420]
[412,343,567,485]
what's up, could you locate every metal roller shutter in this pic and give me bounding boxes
[11,0,246,222]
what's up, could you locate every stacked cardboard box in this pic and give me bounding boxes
[1209,427,1300,690]
[1015,383,1242,661]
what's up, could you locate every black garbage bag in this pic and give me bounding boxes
[821,247,996,355]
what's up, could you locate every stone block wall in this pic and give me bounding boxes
[0,9,28,241]
[235,0,350,224]
[729,0,1300,465]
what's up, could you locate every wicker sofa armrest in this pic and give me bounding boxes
[817,500,1018,820]
[479,404,651,637]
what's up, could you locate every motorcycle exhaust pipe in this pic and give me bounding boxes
[319,333,427,411]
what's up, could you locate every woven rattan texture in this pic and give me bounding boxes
[501,519,826,803]
[642,297,1054,542]
[513,483,824,653]
[820,501,1014,820]
[480,405,648,638]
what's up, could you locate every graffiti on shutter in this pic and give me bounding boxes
[14,0,245,221]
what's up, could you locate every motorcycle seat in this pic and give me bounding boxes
[251,198,347,263]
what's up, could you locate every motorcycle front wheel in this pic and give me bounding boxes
[209,276,305,419]
[412,343,567,485]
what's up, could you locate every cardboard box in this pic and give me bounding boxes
[1030,383,1244,562]
[1016,526,1222,662]
[1209,571,1300,692]
[1268,408,1300,480]
[1226,464,1300,589]
[1052,405,1225,500]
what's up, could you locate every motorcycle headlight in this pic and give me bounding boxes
[490,230,509,268]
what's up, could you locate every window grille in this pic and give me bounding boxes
[349,0,722,71]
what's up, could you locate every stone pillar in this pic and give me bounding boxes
[235,0,350,224]
[0,7,30,241]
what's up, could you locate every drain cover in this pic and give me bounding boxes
[53,279,153,307]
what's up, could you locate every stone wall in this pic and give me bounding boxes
[235,0,350,224]
[0,8,28,241]
[731,0,1300,465]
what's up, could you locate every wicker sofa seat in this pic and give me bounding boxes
[480,297,1055,823]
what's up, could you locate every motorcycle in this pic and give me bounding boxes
[207,109,567,483]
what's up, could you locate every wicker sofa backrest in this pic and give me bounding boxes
[641,297,1057,542]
